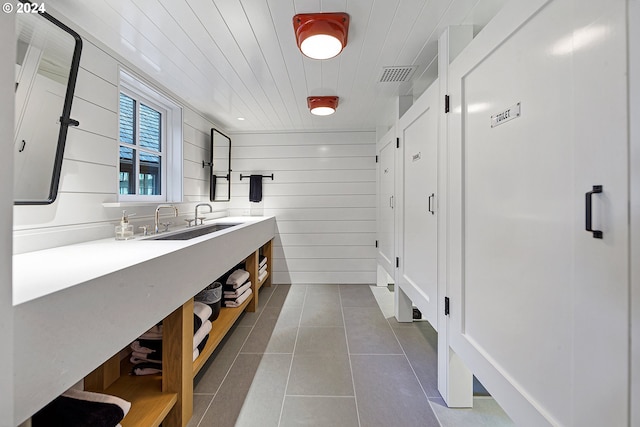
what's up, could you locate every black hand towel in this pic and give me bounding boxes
[209,174,217,201]
[249,174,263,202]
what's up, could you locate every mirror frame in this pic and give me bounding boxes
[15,1,83,205]
[208,128,232,202]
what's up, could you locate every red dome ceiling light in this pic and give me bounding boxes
[307,96,339,116]
[293,13,350,60]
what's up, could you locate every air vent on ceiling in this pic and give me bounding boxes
[379,66,417,83]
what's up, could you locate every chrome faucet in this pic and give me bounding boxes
[155,204,178,234]
[194,203,213,226]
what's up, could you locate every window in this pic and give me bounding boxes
[118,69,183,202]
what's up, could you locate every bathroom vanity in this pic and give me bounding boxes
[12,216,275,426]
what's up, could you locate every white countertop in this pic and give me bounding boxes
[12,216,271,305]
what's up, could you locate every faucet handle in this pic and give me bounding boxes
[161,222,172,232]
[197,217,205,225]
[138,225,149,236]
[185,218,195,227]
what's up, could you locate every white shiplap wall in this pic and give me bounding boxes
[13,40,229,254]
[229,132,377,285]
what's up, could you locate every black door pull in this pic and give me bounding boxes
[585,185,603,239]
[428,193,435,215]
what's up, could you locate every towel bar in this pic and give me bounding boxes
[240,174,274,180]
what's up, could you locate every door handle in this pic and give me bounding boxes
[390,195,394,209]
[585,185,603,239]
[428,193,435,215]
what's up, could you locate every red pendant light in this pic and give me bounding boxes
[307,96,339,115]
[293,13,349,60]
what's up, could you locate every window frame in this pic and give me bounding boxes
[118,68,183,203]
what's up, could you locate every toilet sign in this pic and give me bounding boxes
[491,102,521,128]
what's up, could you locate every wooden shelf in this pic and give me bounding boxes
[104,362,177,427]
[192,293,253,376]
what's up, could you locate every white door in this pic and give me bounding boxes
[377,128,396,277]
[448,0,629,425]
[396,81,439,329]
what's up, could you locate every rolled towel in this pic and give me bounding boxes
[130,341,156,355]
[194,301,213,323]
[258,269,268,283]
[224,288,253,308]
[226,269,250,287]
[223,281,251,299]
[259,255,267,268]
[193,320,212,351]
[33,389,131,427]
[130,354,163,365]
[259,264,267,275]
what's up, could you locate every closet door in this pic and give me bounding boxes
[448,0,629,425]
[377,127,396,277]
[396,81,439,329]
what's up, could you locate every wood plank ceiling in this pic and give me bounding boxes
[45,0,506,132]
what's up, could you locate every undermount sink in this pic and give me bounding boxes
[145,223,241,240]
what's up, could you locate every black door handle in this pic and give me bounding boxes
[585,185,603,239]
[428,193,435,215]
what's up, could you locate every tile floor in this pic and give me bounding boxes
[188,284,514,427]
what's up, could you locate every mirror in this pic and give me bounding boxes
[14,2,82,204]
[204,128,232,202]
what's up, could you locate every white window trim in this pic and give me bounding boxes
[118,68,183,203]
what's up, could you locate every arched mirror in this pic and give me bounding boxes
[14,1,82,204]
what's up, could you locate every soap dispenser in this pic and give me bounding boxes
[115,210,135,240]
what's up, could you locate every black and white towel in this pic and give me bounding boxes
[32,389,131,427]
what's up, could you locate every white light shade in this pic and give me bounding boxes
[310,106,336,116]
[300,34,343,60]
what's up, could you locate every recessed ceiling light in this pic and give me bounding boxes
[237,117,245,121]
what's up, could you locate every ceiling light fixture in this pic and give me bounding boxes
[307,96,339,116]
[293,13,349,60]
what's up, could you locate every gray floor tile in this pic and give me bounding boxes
[344,307,402,354]
[287,353,354,396]
[295,327,347,355]
[300,303,344,327]
[304,285,341,306]
[264,284,291,308]
[185,394,213,427]
[351,354,440,427]
[198,353,263,427]
[340,284,378,307]
[235,354,292,427]
[394,323,440,397]
[194,325,251,393]
[282,285,307,307]
[264,324,298,353]
[280,396,359,427]
[430,397,515,427]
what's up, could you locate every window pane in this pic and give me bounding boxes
[139,152,161,195]
[119,93,135,145]
[119,146,136,195]
[139,103,161,152]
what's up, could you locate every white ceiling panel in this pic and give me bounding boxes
[44,0,507,132]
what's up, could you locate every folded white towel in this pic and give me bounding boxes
[226,269,250,286]
[223,281,251,299]
[258,269,268,283]
[193,320,212,351]
[139,324,162,340]
[259,256,267,268]
[194,301,213,322]
[225,288,253,307]
[259,264,267,274]
[193,348,199,362]
[63,389,132,418]
[130,341,157,355]
[130,355,162,365]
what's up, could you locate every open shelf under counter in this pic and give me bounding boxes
[193,293,253,376]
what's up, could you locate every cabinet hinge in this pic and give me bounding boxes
[375,240,378,248]
[396,257,400,268]
[445,297,450,316]
[396,137,400,148]
[444,95,450,113]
